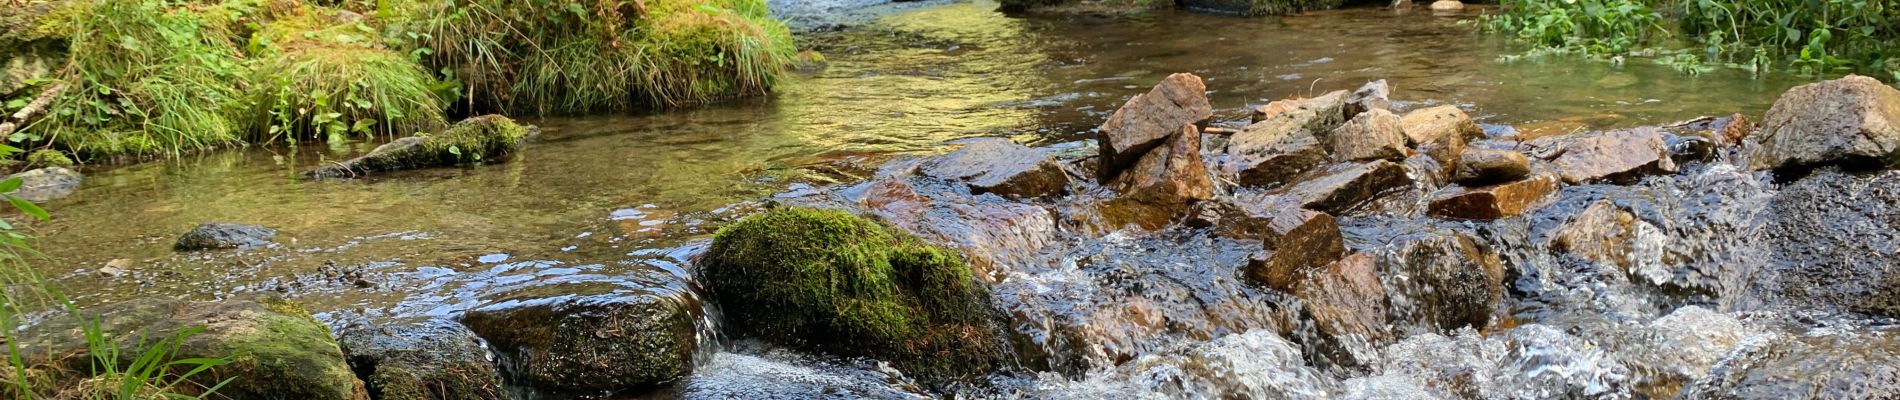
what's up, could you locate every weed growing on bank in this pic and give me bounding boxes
[1480,0,1900,80]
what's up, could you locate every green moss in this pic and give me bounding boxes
[701,207,1007,381]
[25,149,72,167]
[420,114,528,163]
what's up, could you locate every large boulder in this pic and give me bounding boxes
[1550,128,1677,184]
[1279,160,1413,214]
[337,318,505,400]
[919,139,1069,199]
[1226,109,1331,188]
[1377,230,1505,331]
[1245,208,1347,291]
[699,207,1008,382]
[1328,109,1407,162]
[1748,75,1900,172]
[174,222,276,251]
[1097,73,1212,181]
[458,282,699,394]
[1111,125,1214,204]
[4,166,81,202]
[305,115,531,179]
[17,297,367,400]
[1426,173,1558,220]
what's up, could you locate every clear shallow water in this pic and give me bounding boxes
[19,1,1859,398]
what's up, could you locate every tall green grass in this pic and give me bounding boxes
[1482,0,1900,78]
[246,5,452,143]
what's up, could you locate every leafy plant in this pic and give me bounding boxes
[1482,0,1899,79]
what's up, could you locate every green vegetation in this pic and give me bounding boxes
[0,0,796,162]
[699,207,1007,381]
[0,146,230,399]
[1481,0,1900,78]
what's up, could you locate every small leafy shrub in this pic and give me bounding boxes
[1483,0,1665,57]
[246,5,451,144]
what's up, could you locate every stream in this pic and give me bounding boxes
[24,1,1885,399]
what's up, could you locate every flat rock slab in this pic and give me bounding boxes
[919,139,1069,198]
[1451,148,1531,186]
[174,222,276,251]
[1226,109,1330,188]
[4,166,80,202]
[1426,173,1558,220]
[1552,128,1676,184]
[1329,108,1407,162]
[1748,75,1900,172]
[1280,160,1413,214]
[1098,73,1212,180]
[1252,90,1349,134]
[1246,208,1346,291]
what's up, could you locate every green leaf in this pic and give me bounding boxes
[9,196,48,221]
[0,177,22,193]
[447,145,462,156]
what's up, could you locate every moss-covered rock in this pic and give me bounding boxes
[15,297,367,400]
[457,282,699,395]
[25,149,73,168]
[337,318,504,400]
[699,206,1009,382]
[303,115,530,178]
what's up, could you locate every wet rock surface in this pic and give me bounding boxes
[1277,160,1412,214]
[1451,148,1531,186]
[1226,109,1330,188]
[1549,128,1678,184]
[1763,168,1900,316]
[458,283,701,394]
[174,222,277,251]
[1295,252,1390,345]
[1748,75,1900,173]
[1111,124,1213,204]
[1328,108,1407,162]
[1246,208,1346,291]
[337,318,504,400]
[1096,73,1212,180]
[5,166,80,202]
[1427,173,1558,220]
[918,138,1069,199]
[1551,200,1640,272]
[1375,229,1504,332]
[304,115,531,179]
[1400,105,1481,146]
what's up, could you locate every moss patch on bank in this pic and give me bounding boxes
[700,207,1009,382]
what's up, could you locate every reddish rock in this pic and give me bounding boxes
[1551,200,1638,271]
[1112,125,1213,205]
[1400,105,1482,146]
[1245,208,1347,291]
[1098,73,1213,180]
[1296,253,1389,343]
[1227,109,1331,188]
[1280,160,1413,214]
[1552,128,1676,184]
[1748,75,1900,172]
[1426,173,1558,220]
[919,139,1070,199]
[1451,148,1531,186]
[1329,108,1408,162]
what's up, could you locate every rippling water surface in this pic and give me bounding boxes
[25,1,1871,398]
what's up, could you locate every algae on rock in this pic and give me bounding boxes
[699,206,1009,382]
[304,114,531,178]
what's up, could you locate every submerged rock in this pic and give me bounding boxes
[1245,208,1347,291]
[458,283,699,394]
[305,115,531,178]
[1378,229,1505,331]
[1748,75,1900,173]
[1450,148,1531,186]
[1279,160,1412,214]
[1111,125,1213,204]
[1551,200,1640,272]
[1328,108,1407,162]
[1550,128,1677,184]
[174,222,276,251]
[1426,173,1557,220]
[17,297,366,400]
[1296,252,1391,345]
[1688,332,1900,399]
[337,318,504,400]
[919,139,1069,199]
[1763,168,1900,316]
[4,166,81,202]
[699,207,1007,382]
[1097,73,1212,181]
[1226,109,1331,188]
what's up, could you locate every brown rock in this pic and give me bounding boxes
[1401,105,1482,146]
[1451,148,1531,186]
[1280,160,1413,214]
[1296,253,1389,342]
[1251,90,1350,134]
[1426,173,1558,220]
[1112,125,1213,204]
[1551,200,1638,271]
[1748,75,1900,172]
[919,139,1070,199]
[1245,208,1347,291]
[1382,229,1504,331]
[1251,99,1303,123]
[1345,79,1391,120]
[1666,113,1754,146]
[1098,73,1213,180]
[856,177,1058,280]
[1329,108,1408,162]
[1226,109,1331,188]
[1552,128,1676,184]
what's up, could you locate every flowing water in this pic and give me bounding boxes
[24,1,1891,398]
